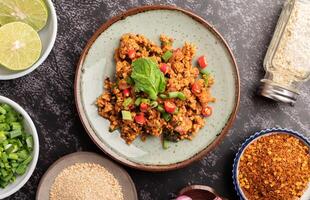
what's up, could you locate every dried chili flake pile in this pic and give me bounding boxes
[238,133,310,200]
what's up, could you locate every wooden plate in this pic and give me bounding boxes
[36,152,137,200]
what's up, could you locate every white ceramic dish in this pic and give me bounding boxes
[0,96,39,199]
[0,0,58,80]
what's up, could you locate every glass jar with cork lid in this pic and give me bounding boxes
[258,0,310,104]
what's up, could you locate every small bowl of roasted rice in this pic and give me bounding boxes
[36,152,138,200]
[233,128,310,200]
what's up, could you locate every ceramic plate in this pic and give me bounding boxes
[75,6,240,171]
[36,152,137,200]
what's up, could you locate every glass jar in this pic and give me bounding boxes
[258,0,310,104]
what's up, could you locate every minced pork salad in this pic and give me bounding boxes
[96,34,215,148]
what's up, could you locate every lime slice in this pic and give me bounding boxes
[0,0,48,31]
[0,22,42,71]
[38,0,47,9]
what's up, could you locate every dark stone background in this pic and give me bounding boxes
[0,0,309,199]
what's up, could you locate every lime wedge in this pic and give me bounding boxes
[0,22,42,71]
[0,0,48,31]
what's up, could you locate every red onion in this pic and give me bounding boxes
[176,195,192,200]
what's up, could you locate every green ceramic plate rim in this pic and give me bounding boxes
[74,5,240,171]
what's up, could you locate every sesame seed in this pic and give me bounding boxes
[50,163,124,200]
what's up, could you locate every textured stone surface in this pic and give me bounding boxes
[0,0,309,199]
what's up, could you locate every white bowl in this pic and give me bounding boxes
[0,0,58,80]
[0,96,39,199]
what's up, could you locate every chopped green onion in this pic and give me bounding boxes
[159,94,168,99]
[17,150,28,160]
[0,115,5,123]
[167,92,178,98]
[1,169,8,177]
[162,112,171,122]
[15,164,27,175]
[8,153,18,160]
[16,139,23,147]
[0,107,6,115]
[22,155,32,165]
[141,98,150,104]
[0,182,9,189]
[156,105,165,113]
[4,162,10,169]
[25,136,33,150]
[5,112,17,123]
[2,140,8,147]
[178,93,186,100]
[168,92,186,100]
[0,103,33,188]
[0,123,10,131]
[134,97,142,106]
[200,68,209,75]
[10,122,22,131]
[173,107,179,114]
[0,132,6,143]
[150,101,158,108]
[163,139,170,149]
[5,144,18,154]
[121,111,133,121]
[122,98,133,109]
[1,104,13,112]
[2,173,13,182]
[162,50,173,62]
[9,130,22,139]
[2,152,8,163]
[11,162,18,168]
[202,72,210,86]
[4,144,12,151]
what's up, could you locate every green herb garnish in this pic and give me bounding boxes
[131,58,166,100]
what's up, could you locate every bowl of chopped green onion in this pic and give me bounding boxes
[0,96,39,199]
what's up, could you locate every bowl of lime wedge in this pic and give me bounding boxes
[0,0,57,80]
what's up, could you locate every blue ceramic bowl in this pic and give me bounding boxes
[232,128,310,200]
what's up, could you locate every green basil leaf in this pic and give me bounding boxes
[131,58,166,100]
